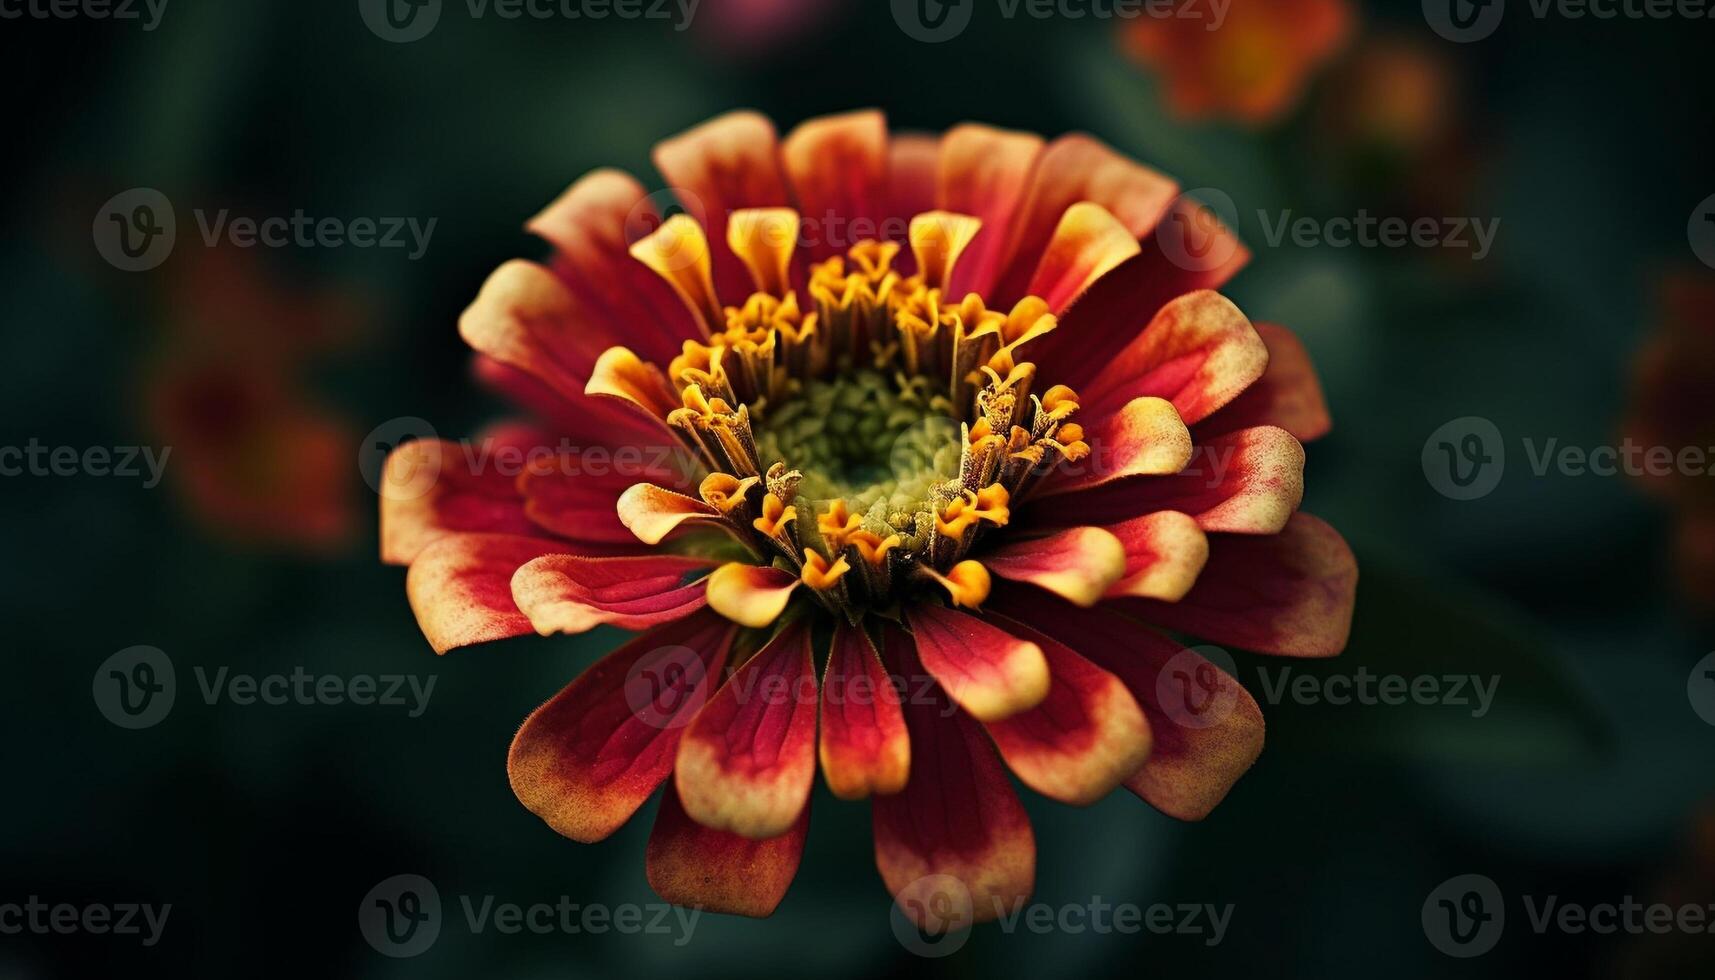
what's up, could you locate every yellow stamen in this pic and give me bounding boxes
[699,473,758,514]
[630,214,724,332]
[727,208,799,297]
[801,550,852,590]
[925,560,991,609]
[849,529,901,567]
[817,500,863,551]
[973,484,1011,526]
[909,211,983,290]
[753,492,797,539]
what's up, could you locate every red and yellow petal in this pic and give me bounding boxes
[1104,510,1211,601]
[937,123,1045,296]
[704,562,800,629]
[979,614,1152,806]
[1043,396,1193,495]
[510,553,716,635]
[1025,202,1143,313]
[1082,289,1269,424]
[1196,322,1332,442]
[989,583,1264,821]
[1114,512,1358,657]
[782,109,889,262]
[819,621,909,800]
[405,533,567,654]
[653,111,793,301]
[981,526,1127,607]
[873,625,1034,926]
[904,603,1049,722]
[616,483,727,545]
[675,620,819,839]
[508,609,738,842]
[379,427,543,566]
[646,779,808,918]
[516,452,687,547]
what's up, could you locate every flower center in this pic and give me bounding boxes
[622,208,1092,617]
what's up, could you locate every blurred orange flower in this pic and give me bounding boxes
[1122,0,1354,125]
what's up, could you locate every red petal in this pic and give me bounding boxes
[1104,510,1210,601]
[1025,202,1143,313]
[405,533,568,654]
[989,583,1263,821]
[526,168,700,366]
[1043,396,1192,495]
[781,110,889,262]
[518,451,692,546]
[904,603,1049,722]
[988,134,1178,307]
[646,779,809,918]
[937,123,1045,297]
[1081,289,1269,424]
[508,609,738,842]
[981,526,1127,607]
[1196,322,1333,442]
[379,427,544,566]
[872,624,1034,926]
[1114,512,1358,657]
[653,111,793,302]
[819,621,909,800]
[886,132,940,243]
[675,621,819,839]
[978,614,1152,806]
[511,553,716,635]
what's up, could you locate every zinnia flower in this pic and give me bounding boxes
[1121,0,1353,125]
[382,109,1358,923]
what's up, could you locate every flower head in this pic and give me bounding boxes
[383,109,1357,922]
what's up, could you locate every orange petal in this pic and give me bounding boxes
[981,526,1127,607]
[654,111,792,301]
[990,583,1263,821]
[904,603,1049,722]
[628,216,724,334]
[873,624,1034,926]
[1025,202,1143,313]
[1114,512,1358,657]
[908,211,984,291]
[508,609,737,841]
[704,562,800,629]
[988,134,1178,306]
[938,123,1046,296]
[405,533,568,654]
[819,621,909,799]
[781,109,888,262]
[646,778,808,918]
[616,483,725,546]
[980,614,1153,806]
[886,132,941,239]
[675,621,818,839]
[525,168,700,365]
[727,207,800,297]
[585,345,680,421]
[511,553,717,635]
[1083,290,1269,424]
[1044,396,1193,495]
[1197,322,1332,442]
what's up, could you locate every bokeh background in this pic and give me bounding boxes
[4,0,1714,976]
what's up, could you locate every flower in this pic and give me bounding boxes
[1121,0,1353,125]
[1625,273,1715,608]
[382,109,1358,922]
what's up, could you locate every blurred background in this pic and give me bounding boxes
[3,0,1713,975]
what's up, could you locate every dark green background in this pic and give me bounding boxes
[3,0,1713,976]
